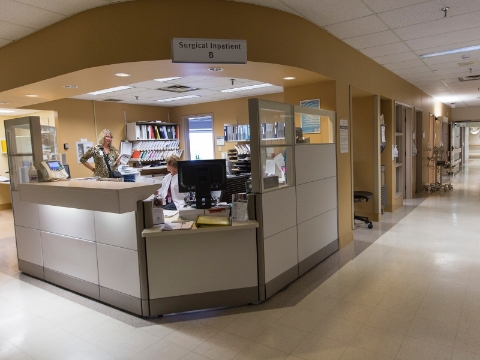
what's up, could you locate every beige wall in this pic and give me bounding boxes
[0,0,453,248]
[24,99,170,178]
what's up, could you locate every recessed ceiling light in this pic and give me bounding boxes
[88,86,132,95]
[0,102,9,105]
[114,73,131,77]
[0,110,15,113]
[221,83,273,93]
[25,94,38,97]
[156,95,200,102]
[283,77,296,80]
[208,67,224,72]
[63,84,78,89]
[420,45,480,59]
[154,77,182,82]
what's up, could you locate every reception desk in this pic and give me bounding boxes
[14,180,259,316]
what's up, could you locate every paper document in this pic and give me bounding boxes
[163,210,179,218]
[274,153,285,168]
[162,221,194,230]
[265,159,275,175]
[0,176,9,182]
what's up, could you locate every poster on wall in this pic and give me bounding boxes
[300,99,321,134]
[76,141,94,163]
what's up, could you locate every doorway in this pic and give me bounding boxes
[395,102,414,199]
[415,109,423,193]
[183,114,215,160]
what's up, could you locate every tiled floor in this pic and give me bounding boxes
[2,160,480,359]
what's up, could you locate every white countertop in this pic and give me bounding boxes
[19,180,159,213]
[142,220,259,238]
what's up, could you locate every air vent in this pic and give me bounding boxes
[103,98,122,102]
[157,85,198,93]
[458,60,479,67]
[459,75,480,82]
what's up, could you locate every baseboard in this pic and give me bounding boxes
[18,259,44,279]
[100,287,143,316]
[298,240,338,276]
[149,286,259,316]
[44,268,99,300]
[265,265,298,299]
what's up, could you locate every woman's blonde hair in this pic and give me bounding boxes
[98,129,113,145]
[165,155,180,168]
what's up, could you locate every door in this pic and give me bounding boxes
[415,110,423,193]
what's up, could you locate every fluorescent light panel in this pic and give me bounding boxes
[420,45,480,59]
[154,77,182,82]
[0,110,15,113]
[88,86,132,95]
[156,95,200,102]
[221,83,273,93]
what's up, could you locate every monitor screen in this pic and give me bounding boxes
[177,159,227,194]
[47,161,62,171]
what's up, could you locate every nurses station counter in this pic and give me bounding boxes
[14,180,259,316]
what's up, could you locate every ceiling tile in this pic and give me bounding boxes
[361,0,429,13]
[434,67,480,76]
[324,15,387,39]
[422,49,480,65]
[281,0,372,26]
[379,0,480,29]
[384,59,425,70]
[14,0,109,16]
[0,20,35,40]
[227,0,302,16]
[0,38,12,47]
[361,42,410,57]
[394,11,480,41]
[406,26,480,51]
[344,30,400,49]
[428,61,479,71]
[393,65,431,75]
[373,51,419,64]
[0,0,64,29]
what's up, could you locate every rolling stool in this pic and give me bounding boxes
[354,191,373,229]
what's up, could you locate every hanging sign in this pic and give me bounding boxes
[171,38,247,64]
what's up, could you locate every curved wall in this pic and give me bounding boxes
[0,0,451,247]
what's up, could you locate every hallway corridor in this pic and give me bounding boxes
[1,160,480,360]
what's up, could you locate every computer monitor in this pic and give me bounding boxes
[177,159,227,209]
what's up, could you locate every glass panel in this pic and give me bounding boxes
[258,102,293,146]
[294,111,335,144]
[395,166,402,195]
[11,124,33,155]
[260,146,293,191]
[41,125,59,161]
[395,135,403,164]
[9,155,34,191]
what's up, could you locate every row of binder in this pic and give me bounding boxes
[131,149,183,161]
[135,124,177,140]
[261,122,285,140]
[224,124,250,141]
[132,140,179,151]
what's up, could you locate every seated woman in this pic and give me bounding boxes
[157,155,187,210]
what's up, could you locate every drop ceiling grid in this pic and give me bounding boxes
[394,11,480,41]
[361,0,431,13]
[405,26,480,51]
[228,0,302,17]
[280,0,372,27]
[13,0,112,16]
[0,0,64,29]
[324,15,387,39]
[344,30,401,49]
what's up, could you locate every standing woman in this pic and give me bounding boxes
[80,129,120,178]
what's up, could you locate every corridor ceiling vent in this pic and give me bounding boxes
[459,75,480,82]
[458,60,480,67]
[157,85,199,93]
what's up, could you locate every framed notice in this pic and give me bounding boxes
[300,99,321,134]
[76,141,94,163]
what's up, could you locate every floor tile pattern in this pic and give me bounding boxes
[1,160,480,359]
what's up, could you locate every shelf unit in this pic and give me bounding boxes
[126,122,183,163]
[224,123,250,142]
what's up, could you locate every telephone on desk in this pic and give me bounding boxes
[38,161,69,181]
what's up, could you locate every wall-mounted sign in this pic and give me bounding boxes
[340,119,349,154]
[171,38,247,64]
